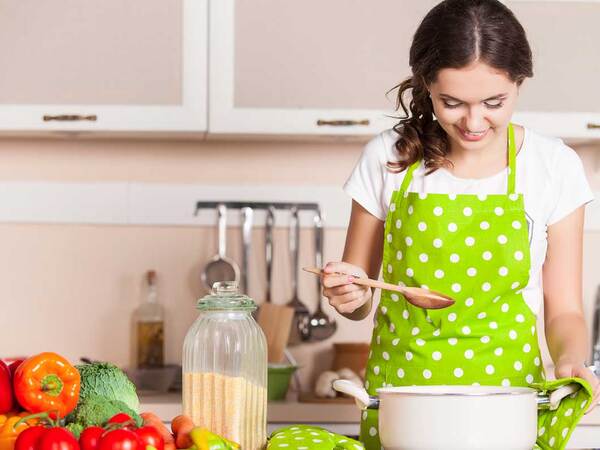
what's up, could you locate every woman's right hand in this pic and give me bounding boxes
[321,262,372,315]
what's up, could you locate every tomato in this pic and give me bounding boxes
[134,427,164,450]
[98,429,140,450]
[107,414,132,425]
[37,428,79,450]
[14,426,47,450]
[79,427,105,450]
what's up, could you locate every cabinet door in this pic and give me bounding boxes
[0,0,207,134]
[209,0,439,136]
[508,0,600,139]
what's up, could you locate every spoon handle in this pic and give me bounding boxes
[302,266,406,294]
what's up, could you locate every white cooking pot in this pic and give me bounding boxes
[334,379,579,450]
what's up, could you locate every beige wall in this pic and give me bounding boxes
[1,136,600,391]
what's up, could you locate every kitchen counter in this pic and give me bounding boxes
[140,392,600,449]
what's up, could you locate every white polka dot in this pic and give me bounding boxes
[562,428,569,439]
[403,191,409,198]
[481,336,491,344]
[405,236,413,246]
[433,328,441,336]
[482,282,491,292]
[501,303,509,313]
[477,312,487,319]
[462,326,471,335]
[512,220,522,229]
[477,193,488,201]
[383,351,390,361]
[454,368,464,378]
[391,294,399,302]
[402,310,409,320]
[514,251,524,261]
[549,437,555,447]
[387,233,392,243]
[511,282,520,289]
[448,223,458,232]
[397,368,405,378]
[467,267,477,277]
[433,206,443,216]
[464,349,474,359]
[405,351,413,361]
[418,221,427,231]
[434,269,445,279]
[449,193,457,200]
[502,379,511,387]
[408,205,414,215]
[494,347,503,356]
[389,323,396,333]
[451,283,462,292]
[510,193,519,201]
[396,250,403,260]
[406,268,414,277]
[526,374,534,384]
[373,365,380,375]
[514,361,523,371]
[362,411,368,420]
[448,338,458,346]
[482,251,492,260]
[489,321,498,330]
[565,408,573,417]
[509,330,518,340]
[465,236,475,246]
[551,417,558,426]
[534,357,540,367]
[419,193,428,200]
[463,207,472,216]
[493,296,501,303]
[499,267,509,276]
[432,351,442,361]
[581,399,588,409]
[390,203,396,211]
[485,365,495,375]
[412,327,420,336]
[497,235,508,244]
[419,253,429,263]
[387,264,393,273]
[515,314,525,323]
[432,238,443,249]
[369,427,377,437]
[450,253,460,263]
[416,338,426,346]
[494,207,504,216]
[423,369,432,379]
[376,335,381,345]
[447,313,457,322]
[480,221,490,230]
[392,338,400,346]
[395,219,402,229]
[465,298,474,307]
[365,380,370,389]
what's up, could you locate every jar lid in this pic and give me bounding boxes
[197,281,257,311]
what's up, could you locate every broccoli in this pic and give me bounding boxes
[76,362,139,412]
[66,395,143,429]
[65,423,84,439]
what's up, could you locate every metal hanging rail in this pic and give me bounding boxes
[194,201,321,216]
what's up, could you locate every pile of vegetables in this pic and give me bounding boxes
[1,353,239,450]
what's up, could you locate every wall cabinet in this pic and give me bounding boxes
[0,0,207,135]
[210,0,600,139]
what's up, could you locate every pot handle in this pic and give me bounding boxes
[537,365,597,411]
[333,379,379,410]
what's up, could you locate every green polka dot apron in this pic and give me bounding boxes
[361,123,545,449]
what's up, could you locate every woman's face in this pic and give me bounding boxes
[428,61,520,152]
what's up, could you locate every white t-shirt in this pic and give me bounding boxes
[344,127,594,315]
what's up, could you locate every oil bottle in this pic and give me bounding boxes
[134,270,164,368]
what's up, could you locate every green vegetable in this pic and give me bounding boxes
[66,395,142,429]
[65,423,84,439]
[76,362,139,412]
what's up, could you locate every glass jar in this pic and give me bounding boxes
[182,282,267,450]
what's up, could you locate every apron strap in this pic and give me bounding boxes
[399,160,419,194]
[507,123,517,195]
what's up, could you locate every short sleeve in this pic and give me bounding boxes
[343,133,390,221]
[547,143,594,225]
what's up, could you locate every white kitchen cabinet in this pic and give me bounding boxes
[210,0,600,139]
[0,0,207,135]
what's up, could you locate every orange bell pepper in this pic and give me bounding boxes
[0,412,36,450]
[13,353,80,419]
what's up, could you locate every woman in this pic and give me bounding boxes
[321,0,599,447]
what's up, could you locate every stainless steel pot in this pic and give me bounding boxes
[334,379,579,450]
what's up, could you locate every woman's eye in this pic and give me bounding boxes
[484,101,504,109]
[442,101,461,109]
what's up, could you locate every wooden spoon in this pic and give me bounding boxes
[302,266,455,310]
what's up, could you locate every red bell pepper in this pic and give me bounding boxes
[0,361,14,413]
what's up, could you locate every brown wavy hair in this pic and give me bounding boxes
[388,0,533,174]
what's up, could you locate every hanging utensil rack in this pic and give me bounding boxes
[195,201,321,216]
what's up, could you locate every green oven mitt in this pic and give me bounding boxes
[531,377,593,450]
[267,425,364,450]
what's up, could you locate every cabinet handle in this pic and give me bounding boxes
[43,114,97,122]
[317,119,370,127]
[588,123,600,130]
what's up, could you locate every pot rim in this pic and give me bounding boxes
[376,385,536,397]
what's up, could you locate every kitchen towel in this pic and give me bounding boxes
[267,425,364,450]
[533,377,593,450]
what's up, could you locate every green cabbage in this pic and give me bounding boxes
[76,362,139,412]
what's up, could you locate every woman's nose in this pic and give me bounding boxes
[463,107,488,132]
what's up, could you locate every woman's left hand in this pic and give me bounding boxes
[555,360,600,413]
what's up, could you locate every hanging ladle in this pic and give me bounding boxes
[303,267,455,310]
